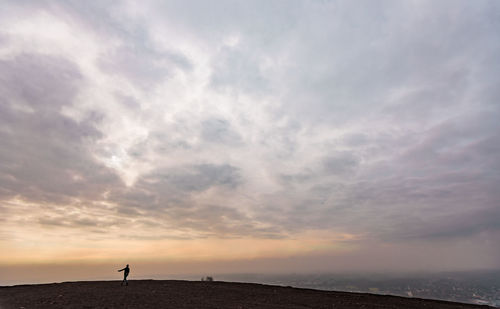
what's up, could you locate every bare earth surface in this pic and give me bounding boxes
[0,280,494,309]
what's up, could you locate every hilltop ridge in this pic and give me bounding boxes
[0,280,494,308]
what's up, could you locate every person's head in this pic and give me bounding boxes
[126,264,129,267]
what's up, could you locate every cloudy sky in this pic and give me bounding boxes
[1,0,499,283]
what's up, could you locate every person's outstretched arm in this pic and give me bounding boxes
[118,268,124,272]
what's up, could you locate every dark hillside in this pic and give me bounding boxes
[0,280,494,309]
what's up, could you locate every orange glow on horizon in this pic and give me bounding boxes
[1,198,360,266]
[0,231,359,265]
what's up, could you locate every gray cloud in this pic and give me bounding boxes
[201,118,242,145]
[322,152,360,176]
[147,163,241,193]
[210,46,270,95]
[0,54,122,204]
[104,163,242,221]
[99,44,191,88]
[1,0,500,271]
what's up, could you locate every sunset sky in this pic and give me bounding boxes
[1,0,500,284]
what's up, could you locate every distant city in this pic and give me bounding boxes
[211,270,500,307]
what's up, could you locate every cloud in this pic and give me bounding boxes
[322,152,360,176]
[0,53,122,204]
[98,43,192,89]
[201,118,242,145]
[144,163,242,193]
[1,0,500,271]
[210,45,270,95]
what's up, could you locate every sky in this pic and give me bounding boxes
[1,0,500,284]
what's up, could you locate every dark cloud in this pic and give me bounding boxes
[394,208,500,241]
[105,163,243,222]
[147,163,242,193]
[115,93,141,109]
[38,214,116,228]
[0,54,122,204]
[201,118,242,145]
[162,204,283,238]
[322,152,360,176]
[252,108,500,238]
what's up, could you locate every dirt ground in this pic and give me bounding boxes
[0,280,494,309]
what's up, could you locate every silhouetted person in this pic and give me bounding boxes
[118,264,130,286]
